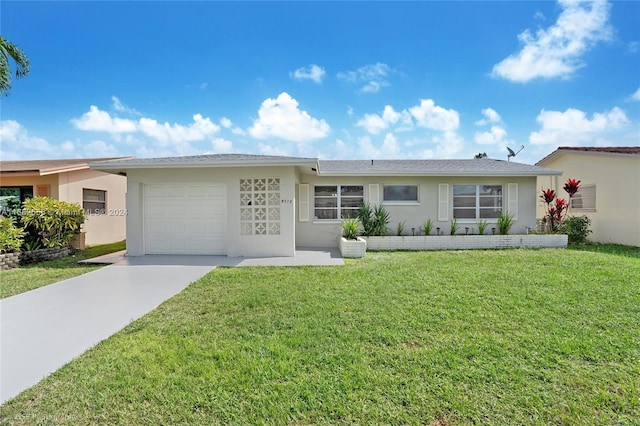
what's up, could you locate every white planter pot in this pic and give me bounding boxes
[363,234,568,251]
[339,236,367,258]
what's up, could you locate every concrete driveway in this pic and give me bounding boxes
[0,262,216,404]
[1,249,343,404]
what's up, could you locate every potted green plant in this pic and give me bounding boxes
[339,217,366,258]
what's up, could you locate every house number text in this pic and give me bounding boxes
[281,199,293,204]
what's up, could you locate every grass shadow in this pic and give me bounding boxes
[566,242,640,259]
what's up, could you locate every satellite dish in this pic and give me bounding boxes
[507,145,524,162]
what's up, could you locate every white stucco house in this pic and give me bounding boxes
[91,154,561,257]
[536,146,640,247]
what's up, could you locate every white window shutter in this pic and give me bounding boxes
[368,184,380,205]
[507,183,518,220]
[299,184,309,222]
[438,183,449,221]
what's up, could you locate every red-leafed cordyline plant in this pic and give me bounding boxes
[540,178,580,232]
[563,178,581,217]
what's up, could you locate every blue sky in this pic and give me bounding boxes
[1,0,639,164]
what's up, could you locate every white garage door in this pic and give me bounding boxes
[144,183,227,255]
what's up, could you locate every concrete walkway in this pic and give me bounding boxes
[0,263,215,404]
[81,247,345,267]
[1,249,343,404]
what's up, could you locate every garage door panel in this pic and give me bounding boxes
[144,183,227,255]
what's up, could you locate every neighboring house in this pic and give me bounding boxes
[536,147,640,247]
[0,158,132,246]
[91,154,561,257]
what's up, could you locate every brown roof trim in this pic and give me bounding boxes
[555,146,640,154]
[537,146,640,165]
[0,157,135,175]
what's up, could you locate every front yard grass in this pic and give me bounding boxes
[0,240,125,299]
[1,246,639,424]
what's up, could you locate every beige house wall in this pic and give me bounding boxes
[295,175,538,248]
[537,152,640,247]
[0,170,127,246]
[0,175,60,198]
[57,169,127,245]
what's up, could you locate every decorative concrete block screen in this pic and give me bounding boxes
[240,178,281,236]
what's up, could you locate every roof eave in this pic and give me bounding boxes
[318,170,562,177]
[39,164,91,175]
[90,159,319,171]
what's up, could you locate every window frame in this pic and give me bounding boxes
[0,186,34,202]
[452,184,503,221]
[313,184,364,221]
[570,184,596,211]
[83,188,107,215]
[382,184,419,204]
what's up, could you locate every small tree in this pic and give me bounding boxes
[540,178,583,233]
[21,197,85,248]
[0,36,31,96]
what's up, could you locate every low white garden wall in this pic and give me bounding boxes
[363,234,568,251]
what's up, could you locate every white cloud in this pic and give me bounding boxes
[475,108,502,125]
[219,117,232,128]
[111,96,141,116]
[71,105,137,133]
[410,131,465,159]
[529,106,629,146]
[61,141,75,153]
[432,131,465,157]
[0,120,57,159]
[257,143,290,157]
[630,87,640,102]
[628,41,639,54]
[138,114,220,144]
[474,126,510,145]
[211,137,233,152]
[409,99,460,132]
[248,92,330,142]
[354,99,464,157]
[357,105,413,135]
[337,63,396,94]
[220,117,246,135]
[290,64,326,83]
[73,105,220,146]
[83,140,122,157]
[382,133,400,155]
[474,108,511,146]
[492,0,612,82]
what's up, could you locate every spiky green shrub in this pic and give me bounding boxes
[450,218,460,235]
[358,204,390,236]
[497,212,514,235]
[341,217,361,240]
[372,205,390,236]
[422,218,434,236]
[21,197,85,248]
[477,219,489,235]
[358,204,375,237]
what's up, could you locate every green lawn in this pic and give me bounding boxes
[1,246,639,425]
[0,241,125,299]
